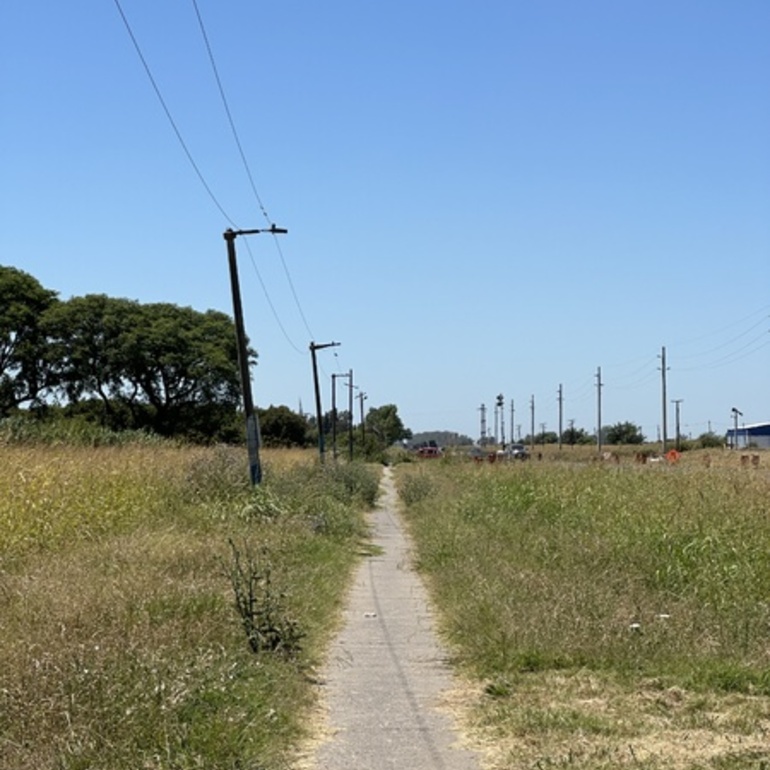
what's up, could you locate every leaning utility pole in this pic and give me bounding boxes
[310,341,340,462]
[224,224,287,485]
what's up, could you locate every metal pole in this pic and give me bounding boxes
[731,407,742,449]
[497,393,505,449]
[479,403,487,445]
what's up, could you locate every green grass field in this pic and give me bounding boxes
[0,444,379,770]
[396,451,770,769]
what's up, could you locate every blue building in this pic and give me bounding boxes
[725,422,770,449]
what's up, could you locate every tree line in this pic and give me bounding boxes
[1,265,246,440]
[0,265,412,450]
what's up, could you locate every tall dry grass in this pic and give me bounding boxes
[0,444,378,770]
[397,453,770,769]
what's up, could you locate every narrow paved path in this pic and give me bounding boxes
[305,466,481,770]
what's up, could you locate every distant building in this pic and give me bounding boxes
[725,422,770,449]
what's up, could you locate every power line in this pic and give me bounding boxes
[678,332,769,371]
[241,239,305,355]
[113,1,312,352]
[674,315,769,361]
[190,0,271,226]
[191,0,316,342]
[670,303,770,348]
[112,0,235,227]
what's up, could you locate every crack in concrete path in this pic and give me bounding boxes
[302,466,482,770]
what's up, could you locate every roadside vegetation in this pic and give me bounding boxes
[397,451,770,769]
[0,437,379,770]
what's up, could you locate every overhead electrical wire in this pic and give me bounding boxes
[669,303,770,348]
[112,0,235,227]
[190,0,270,225]
[191,0,317,344]
[674,315,769,361]
[113,0,315,357]
[677,330,769,371]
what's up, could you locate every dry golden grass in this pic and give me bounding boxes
[0,443,377,770]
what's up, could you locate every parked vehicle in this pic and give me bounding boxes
[508,443,530,460]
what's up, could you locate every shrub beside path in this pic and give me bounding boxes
[300,465,482,770]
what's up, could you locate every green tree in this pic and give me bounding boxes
[44,294,140,424]
[605,421,645,445]
[562,426,593,446]
[122,303,243,437]
[0,266,58,415]
[259,405,310,447]
[46,295,245,439]
[365,404,411,447]
[697,431,725,449]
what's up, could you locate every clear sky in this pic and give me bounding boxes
[2,1,768,442]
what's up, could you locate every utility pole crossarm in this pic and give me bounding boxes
[224,224,288,239]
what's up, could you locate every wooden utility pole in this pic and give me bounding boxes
[224,224,287,485]
[358,391,367,444]
[331,372,350,460]
[347,370,354,460]
[310,341,340,462]
[672,398,683,450]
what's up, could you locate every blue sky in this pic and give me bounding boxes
[2,1,768,442]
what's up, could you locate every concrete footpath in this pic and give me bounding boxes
[302,466,482,770]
